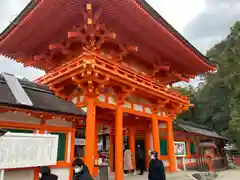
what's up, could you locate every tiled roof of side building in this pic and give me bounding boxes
[0,74,85,116]
[174,120,228,140]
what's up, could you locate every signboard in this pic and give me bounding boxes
[75,138,85,146]
[174,142,186,157]
[0,133,58,169]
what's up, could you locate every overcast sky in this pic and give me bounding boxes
[0,0,239,82]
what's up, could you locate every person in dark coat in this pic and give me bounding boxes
[136,144,145,175]
[39,166,58,180]
[72,158,93,180]
[148,151,166,180]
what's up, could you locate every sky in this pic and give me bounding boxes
[0,0,240,83]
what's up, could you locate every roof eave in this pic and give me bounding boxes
[174,120,228,140]
[0,103,85,117]
[0,0,39,41]
[0,0,217,72]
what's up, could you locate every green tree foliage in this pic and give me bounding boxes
[207,21,240,135]
[177,21,240,147]
[173,85,199,122]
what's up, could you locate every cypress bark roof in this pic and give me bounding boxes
[0,0,215,75]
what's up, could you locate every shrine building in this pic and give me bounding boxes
[0,73,227,180]
[0,0,218,180]
[0,74,227,180]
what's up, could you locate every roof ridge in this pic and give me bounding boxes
[175,120,214,131]
[0,0,38,40]
[0,73,85,116]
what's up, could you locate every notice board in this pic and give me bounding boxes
[0,133,59,169]
[174,141,187,157]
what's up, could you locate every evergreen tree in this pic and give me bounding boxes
[177,21,240,147]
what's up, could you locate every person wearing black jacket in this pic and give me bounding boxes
[39,166,58,180]
[136,144,145,175]
[72,158,93,180]
[148,151,166,180]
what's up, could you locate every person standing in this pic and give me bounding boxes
[39,166,58,180]
[123,145,135,176]
[148,151,166,180]
[72,158,93,180]
[136,144,145,175]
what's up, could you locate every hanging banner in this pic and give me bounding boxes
[174,142,186,157]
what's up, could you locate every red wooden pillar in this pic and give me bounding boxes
[84,95,97,175]
[115,104,123,180]
[167,120,176,172]
[186,140,191,158]
[94,125,99,177]
[151,112,160,159]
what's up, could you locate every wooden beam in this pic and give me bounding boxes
[174,73,190,82]
[49,86,64,92]
[72,77,82,84]
[23,55,52,68]
[23,60,36,67]
[124,45,138,53]
[150,64,170,78]
[185,74,196,79]
[68,31,84,39]
[34,55,47,61]
[158,65,170,71]
[49,42,72,55]
[49,43,65,50]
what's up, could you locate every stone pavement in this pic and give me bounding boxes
[102,171,194,180]
[123,171,194,180]
[216,169,240,180]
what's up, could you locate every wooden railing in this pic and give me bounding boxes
[36,53,189,104]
